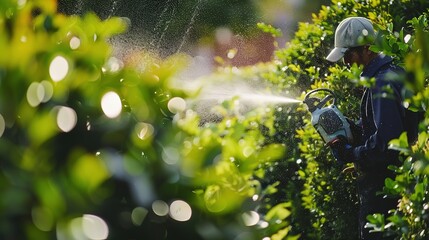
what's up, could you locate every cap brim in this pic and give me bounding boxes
[326,47,347,62]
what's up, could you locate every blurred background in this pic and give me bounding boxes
[58,0,330,76]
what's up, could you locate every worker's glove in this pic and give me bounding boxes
[329,136,356,164]
[346,118,363,146]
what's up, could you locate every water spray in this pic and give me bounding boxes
[233,88,353,147]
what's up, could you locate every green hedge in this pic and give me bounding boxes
[259,0,429,239]
[186,0,429,239]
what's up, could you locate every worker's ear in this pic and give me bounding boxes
[361,45,374,60]
[363,45,373,55]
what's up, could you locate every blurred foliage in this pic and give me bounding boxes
[58,0,263,56]
[57,0,333,56]
[1,0,429,240]
[0,1,241,239]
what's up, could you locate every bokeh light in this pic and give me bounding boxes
[17,0,26,7]
[167,97,186,114]
[26,82,41,107]
[65,214,109,240]
[70,36,81,50]
[26,81,53,107]
[242,146,254,158]
[169,200,192,222]
[131,207,148,226]
[68,217,85,239]
[259,221,269,228]
[0,114,5,138]
[241,211,259,226]
[101,91,122,118]
[82,214,109,240]
[56,106,77,132]
[404,34,411,43]
[252,194,259,201]
[152,200,169,217]
[31,207,54,232]
[162,147,179,165]
[135,122,154,140]
[40,80,54,102]
[49,56,69,82]
[104,57,123,72]
[227,48,237,59]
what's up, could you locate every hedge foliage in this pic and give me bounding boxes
[0,0,428,240]
[257,1,429,239]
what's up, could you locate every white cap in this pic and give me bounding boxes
[326,17,375,62]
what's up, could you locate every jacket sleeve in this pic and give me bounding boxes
[353,78,405,167]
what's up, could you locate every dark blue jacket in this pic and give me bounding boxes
[352,54,406,173]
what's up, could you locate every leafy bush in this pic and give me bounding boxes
[365,14,429,240]
[0,1,221,239]
[258,1,429,239]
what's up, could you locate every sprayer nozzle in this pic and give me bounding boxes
[303,97,319,112]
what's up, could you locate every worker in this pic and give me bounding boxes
[325,16,420,240]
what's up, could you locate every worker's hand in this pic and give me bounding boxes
[329,136,355,164]
[346,118,363,146]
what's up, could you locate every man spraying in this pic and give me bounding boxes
[325,17,420,240]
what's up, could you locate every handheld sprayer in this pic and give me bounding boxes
[303,88,353,145]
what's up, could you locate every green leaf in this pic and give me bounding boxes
[388,132,410,153]
[384,178,396,189]
[255,143,285,162]
[257,22,283,37]
[70,153,111,193]
[265,202,292,222]
[271,226,290,240]
[27,110,58,147]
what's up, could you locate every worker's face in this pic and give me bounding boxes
[343,46,366,67]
